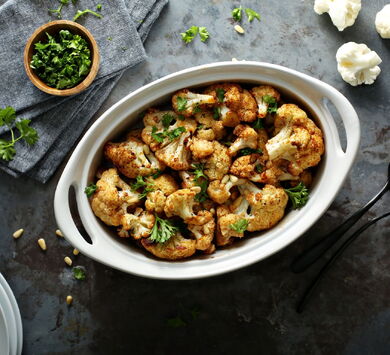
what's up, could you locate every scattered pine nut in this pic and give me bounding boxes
[232,57,238,62]
[38,238,47,251]
[12,229,24,239]
[55,229,64,237]
[234,25,245,34]
[66,295,73,305]
[73,248,80,256]
[64,256,72,266]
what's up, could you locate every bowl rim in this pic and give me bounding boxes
[54,61,360,280]
[23,20,100,97]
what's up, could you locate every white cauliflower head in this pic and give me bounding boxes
[118,207,155,239]
[376,5,390,39]
[336,42,382,86]
[314,0,361,31]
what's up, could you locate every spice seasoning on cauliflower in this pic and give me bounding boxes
[89,82,324,260]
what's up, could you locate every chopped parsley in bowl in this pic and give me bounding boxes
[30,29,91,90]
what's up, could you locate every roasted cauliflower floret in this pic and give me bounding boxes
[141,232,196,260]
[190,137,214,159]
[164,187,213,225]
[226,89,257,123]
[145,174,179,214]
[91,168,141,227]
[201,141,232,181]
[178,171,197,189]
[251,85,281,118]
[228,124,258,156]
[172,89,215,117]
[230,153,267,182]
[265,104,324,176]
[104,136,165,178]
[118,208,155,239]
[195,111,226,140]
[155,131,192,170]
[188,218,216,251]
[204,83,243,103]
[207,174,246,204]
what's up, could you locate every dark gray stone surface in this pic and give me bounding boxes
[1,0,389,354]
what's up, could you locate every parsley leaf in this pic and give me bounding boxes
[73,9,103,21]
[151,126,165,143]
[177,97,187,111]
[284,183,309,209]
[230,219,248,233]
[193,105,202,114]
[245,8,261,22]
[255,164,263,173]
[15,120,39,145]
[151,169,163,179]
[181,26,199,44]
[150,215,178,243]
[96,3,102,11]
[253,118,264,130]
[237,148,262,157]
[48,0,69,19]
[177,114,185,121]
[84,183,97,197]
[167,316,187,328]
[162,113,175,128]
[232,6,242,21]
[72,266,86,280]
[216,88,225,103]
[130,176,154,198]
[199,27,210,42]
[151,126,186,143]
[191,163,209,202]
[213,106,221,120]
[0,106,16,126]
[191,163,208,180]
[262,95,278,113]
[165,126,186,140]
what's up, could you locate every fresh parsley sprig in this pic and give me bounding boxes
[73,9,103,21]
[232,6,260,23]
[181,26,210,44]
[284,182,309,209]
[150,215,178,243]
[84,183,97,197]
[191,163,209,202]
[151,126,186,143]
[237,148,262,157]
[130,176,155,198]
[176,97,188,111]
[0,107,39,162]
[232,6,242,21]
[263,95,278,113]
[216,88,225,103]
[72,266,86,280]
[245,8,261,22]
[230,219,248,233]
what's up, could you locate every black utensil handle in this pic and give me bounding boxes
[291,181,389,273]
[296,211,390,313]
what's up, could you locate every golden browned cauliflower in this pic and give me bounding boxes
[172,89,215,117]
[141,232,197,260]
[118,207,155,239]
[251,85,281,118]
[229,153,267,182]
[178,171,197,189]
[91,168,141,227]
[145,174,179,214]
[207,174,246,204]
[188,218,216,251]
[201,141,232,181]
[265,104,324,176]
[194,111,226,140]
[104,136,165,178]
[164,187,213,225]
[190,137,214,159]
[228,124,259,156]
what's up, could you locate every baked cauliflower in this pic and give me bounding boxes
[251,85,281,118]
[228,124,259,156]
[118,207,155,239]
[145,174,179,214]
[201,141,232,180]
[207,174,246,204]
[172,89,215,117]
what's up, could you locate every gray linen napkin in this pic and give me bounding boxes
[0,0,168,182]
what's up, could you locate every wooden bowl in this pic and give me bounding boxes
[24,20,100,96]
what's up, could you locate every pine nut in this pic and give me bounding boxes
[234,25,245,34]
[66,295,73,305]
[232,58,238,62]
[230,175,238,183]
[64,256,72,266]
[73,248,80,256]
[143,145,150,154]
[55,229,64,237]
[12,229,24,239]
[221,175,229,184]
[38,238,47,251]
[204,225,210,234]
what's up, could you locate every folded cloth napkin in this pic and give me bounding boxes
[0,0,168,182]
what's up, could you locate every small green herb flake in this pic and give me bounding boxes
[180,26,199,44]
[191,163,209,202]
[131,176,154,198]
[151,126,165,143]
[167,316,186,328]
[262,95,278,113]
[199,27,210,42]
[232,6,242,21]
[191,163,207,181]
[253,118,264,130]
[230,219,248,233]
[162,113,175,128]
[177,97,187,112]
[284,182,309,209]
[72,266,86,280]
[96,4,102,11]
[216,88,225,103]
[151,170,163,179]
[166,126,186,140]
[107,36,112,41]
[193,105,202,113]
[73,9,103,21]
[84,183,97,197]
[150,215,178,243]
[177,114,185,121]
[255,164,263,173]
[237,148,262,157]
[245,8,261,22]
[213,106,221,120]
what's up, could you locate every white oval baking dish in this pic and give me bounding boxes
[54,61,360,280]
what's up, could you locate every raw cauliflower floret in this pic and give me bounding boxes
[201,141,232,181]
[141,231,196,260]
[188,218,216,251]
[104,136,165,178]
[155,131,192,170]
[164,187,213,225]
[207,174,246,204]
[91,168,141,227]
[194,111,226,140]
[265,104,324,176]
[251,85,281,118]
[172,89,215,117]
[190,137,214,159]
[118,207,155,239]
[376,5,390,39]
[228,124,258,156]
[145,174,179,214]
[216,183,288,246]
[314,0,361,31]
[336,42,382,86]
